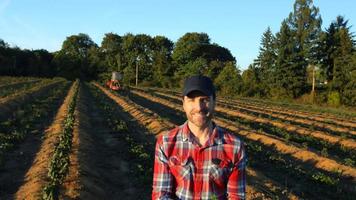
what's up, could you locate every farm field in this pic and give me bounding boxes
[0,76,355,200]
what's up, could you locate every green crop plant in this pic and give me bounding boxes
[42,81,79,200]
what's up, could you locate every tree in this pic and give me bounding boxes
[194,43,235,63]
[151,36,174,87]
[101,33,123,72]
[341,52,356,106]
[54,33,98,80]
[172,32,235,84]
[332,28,354,90]
[273,20,306,98]
[254,27,277,95]
[121,33,155,85]
[241,64,265,97]
[287,0,322,65]
[172,32,210,67]
[320,16,354,82]
[215,62,243,98]
[61,33,97,59]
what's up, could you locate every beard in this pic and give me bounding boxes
[187,109,213,128]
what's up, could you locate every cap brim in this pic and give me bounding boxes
[183,86,212,97]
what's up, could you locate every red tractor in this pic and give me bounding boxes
[106,72,122,91]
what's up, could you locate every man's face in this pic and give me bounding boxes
[183,90,215,128]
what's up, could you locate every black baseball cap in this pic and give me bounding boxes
[183,75,216,98]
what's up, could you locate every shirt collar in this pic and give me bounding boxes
[180,121,224,146]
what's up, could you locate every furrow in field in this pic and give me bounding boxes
[15,81,78,199]
[0,79,64,121]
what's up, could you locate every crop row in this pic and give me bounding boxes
[236,96,356,121]
[42,80,79,199]
[218,97,356,130]
[88,83,155,198]
[0,76,40,86]
[0,79,43,98]
[15,81,78,199]
[0,81,71,168]
[0,78,66,121]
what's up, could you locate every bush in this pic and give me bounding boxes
[327,91,341,107]
[269,87,291,101]
[341,80,356,106]
[297,93,315,104]
[313,91,328,105]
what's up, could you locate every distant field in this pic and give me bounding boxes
[0,76,355,199]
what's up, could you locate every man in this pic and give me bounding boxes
[152,75,247,200]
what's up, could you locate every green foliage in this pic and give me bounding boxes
[101,33,123,72]
[0,80,69,168]
[287,0,322,65]
[151,36,175,87]
[327,91,341,107]
[273,20,307,99]
[254,27,277,95]
[344,158,355,166]
[43,81,79,200]
[241,65,266,97]
[312,172,338,186]
[53,33,98,80]
[214,62,242,97]
[172,32,210,67]
[0,40,55,77]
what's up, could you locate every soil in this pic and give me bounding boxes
[14,82,77,199]
[59,83,153,199]
[0,82,70,199]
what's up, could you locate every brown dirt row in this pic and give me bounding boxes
[225,98,356,129]
[94,83,299,200]
[58,82,143,199]
[0,76,40,86]
[129,89,356,180]
[0,79,41,93]
[0,82,71,199]
[144,87,356,129]
[227,102,356,135]
[14,81,78,199]
[147,90,356,150]
[219,98,356,131]
[0,79,64,122]
[58,84,82,199]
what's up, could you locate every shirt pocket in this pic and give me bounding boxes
[168,156,193,182]
[208,159,233,186]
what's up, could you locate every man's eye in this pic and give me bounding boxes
[202,98,210,103]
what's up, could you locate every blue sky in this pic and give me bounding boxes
[0,0,355,70]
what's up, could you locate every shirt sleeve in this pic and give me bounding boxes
[152,136,176,200]
[227,142,247,200]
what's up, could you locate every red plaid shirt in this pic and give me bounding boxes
[152,121,246,200]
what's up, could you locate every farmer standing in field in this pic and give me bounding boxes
[152,75,247,200]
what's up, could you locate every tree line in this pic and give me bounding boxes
[246,0,355,106]
[0,0,354,106]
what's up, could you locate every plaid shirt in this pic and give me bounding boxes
[152,121,246,200]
